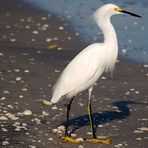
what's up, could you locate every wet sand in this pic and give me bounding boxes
[0,0,148,148]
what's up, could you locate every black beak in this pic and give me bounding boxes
[121,10,142,18]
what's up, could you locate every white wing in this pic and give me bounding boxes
[51,43,105,103]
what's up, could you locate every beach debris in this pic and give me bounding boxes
[71,133,77,137]
[78,145,84,148]
[134,130,143,133]
[10,38,16,42]
[47,44,59,50]
[0,116,8,120]
[2,127,8,132]
[41,16,47,20]
[0,53,4,56]
[87,132,92,135]
[5,113,19,120]
[135,91,139,94]
[122,48,128,53]
[75,138,84,142]
[136,137,142,141]
[19,95,24,98]
[16,77,21,81]
[46,38,52,42]
[42,100,52,106]
[23,110,32,116]
[51,106,58,110]
[3,90,10,94]
[21,88,28,91]
[57,125,66,132]
[42,111,49,116]
[2,141,9,146]
[114,144,123,147]
[54,69,60,73]
[0,97,6,101]
[48,138,53,141]
[144,64,148,68]
[29,145,36,148]
[24,70,30,73]
[52,128,58,134]
[14,69,20,72]
[75,32,80,36]
[138,127,148,132]
[59,26,64,30]
[33,118,41,124]
[101,76,106,80]
[25,25,30,29]
[57,130,63,136]
[33,30,39,35]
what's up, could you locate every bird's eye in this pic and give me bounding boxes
[114,7,122,12]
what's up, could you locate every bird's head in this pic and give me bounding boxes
[94,3,142,20]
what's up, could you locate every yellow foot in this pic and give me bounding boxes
[61,136,82,144]
[86,138,111,144]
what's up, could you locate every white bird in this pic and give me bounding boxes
[51,3,141,144]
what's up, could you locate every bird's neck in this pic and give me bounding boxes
[97,17,118,46]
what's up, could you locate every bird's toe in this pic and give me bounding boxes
[61,136,83,144]
[86,138,111,144]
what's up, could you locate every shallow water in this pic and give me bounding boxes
[24,0,148,63]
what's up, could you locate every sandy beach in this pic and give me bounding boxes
[0,0,148,148]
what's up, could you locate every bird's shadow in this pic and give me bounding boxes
[60,101,143,135]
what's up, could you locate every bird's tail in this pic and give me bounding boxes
[50,95,63,104]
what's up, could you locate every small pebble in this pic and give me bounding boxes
[48,138,53,141]
[0,53,4,56]
[144,65,148,68]
[87,132,92,135]
[75,138,84,142]
[57,130,63,136]
[136,137,142,141]
[78,146,84,148]
[0,116,8,120]
[16,77,21,81]
[52,128,58,134]
[34,118,41,124]
[46,38,52,42]
[0,97,6,101]
[14,69,20,72]
[138,127,148,132]
[24,70,30,73]
[23,110,32,116]
[48,44,59,50]
[33,30,39,34]
[134,130,143,133]
[29,145,36,148]
[2,127,8,132]
[10,38,16,42]
[57,125,65,132]
[71,133,77,137]
[5,113,19,120]
[59,26,64,30]
[51,106,58,110]
[42,111,49,116]
[2,141,9,146]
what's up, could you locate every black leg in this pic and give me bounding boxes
[65,97,74,137]
[88,94,96,139]
[87,86,96,139]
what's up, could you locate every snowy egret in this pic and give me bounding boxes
[51,3,141,144]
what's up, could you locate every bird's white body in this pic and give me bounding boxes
[51,4,119,104]
[50,3,141,143]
